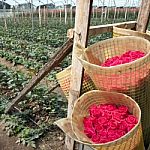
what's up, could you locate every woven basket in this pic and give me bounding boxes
[76,36,150,145]
[56,65,96,99]
[71,90,144,150]
[113,26,150,41]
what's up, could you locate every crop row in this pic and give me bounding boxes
[0,64,67,148]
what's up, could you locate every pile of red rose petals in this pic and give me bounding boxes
[83,104,138,144]
[101,50,145,67]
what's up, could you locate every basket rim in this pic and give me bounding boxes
[71,90,141,146]
[113,26,150,36]
[77,36,150,71]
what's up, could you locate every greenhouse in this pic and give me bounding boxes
[0,0,150,150]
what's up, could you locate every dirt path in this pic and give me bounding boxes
[0,123,34,150]
[0,122,65,150]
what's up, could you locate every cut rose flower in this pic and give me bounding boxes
[83,104,138,144]
[101,50,145,67]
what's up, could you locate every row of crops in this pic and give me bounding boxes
[0,13,145,148]
[0,19,71,148]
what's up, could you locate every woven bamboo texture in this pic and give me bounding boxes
[76,36,150,145]
[56,65,96,99]
[113,27,150,41]
[71,90,144,150]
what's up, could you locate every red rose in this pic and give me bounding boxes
[113,112,127,121]
[99,137,109,143]
[118,121,128,131]
[99,129,108,138]
[83,103,138,144]
[84,128,95,138]
[107,129,118,141]
[83,117,93,128]
[98,117,108,124]
[101,50,145,67]
[104,111,113,120]
[98,104,108,110]
[127,124,136,132]
[106,104,117,111]
[118,105,129,114]
[126,115,138,124]
[108,119,118,130]
[95,124,104,132]
[116,129,126,138]
[91,134,100,143]
[89,105,102,117]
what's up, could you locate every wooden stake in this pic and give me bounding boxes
[44,6,46,25]
[125,7,128,20]
[5,39,73,113]
[113,7,117,23]
[136,0,150,32]
[70,6,73,25]
[39,6,41,27]
[104,7,107,21]
[52,10,53,18]
[65,0,93,149]
[59,8,62,22]
[65,4,67,24]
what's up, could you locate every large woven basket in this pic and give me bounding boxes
[71,90,144,150]
[56,65,96,99]
[113,26,150,41]
[76,36,150,145]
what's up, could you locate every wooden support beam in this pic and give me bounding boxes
[5,39,73,113]
[136,0,150,32]
[65,0,93,150]
[67,21,136,39]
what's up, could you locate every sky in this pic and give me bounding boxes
[4,0,140,7]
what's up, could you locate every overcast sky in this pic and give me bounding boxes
[5,0,140,7]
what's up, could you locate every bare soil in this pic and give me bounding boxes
[0,122,65,150]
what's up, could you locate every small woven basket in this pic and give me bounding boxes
[76,36,150,145]
[71,90,144,150]
[56,65,96,99]
[113,26,150,41]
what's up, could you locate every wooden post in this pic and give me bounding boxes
[3,5,7,30]
[117,7,120,19]
[46,8,48,24]
[54,9,57,18]
[136,0,150,32]
[93,7,94,18]
[21,8,24,19]
[113,6,117,23]
[125,7,128,20]
[44,6,46,25]
[96,7,98,19]
[107,7,110,20]
[101,6,104,23]
[65,0,93,150]
[104,7,107,21]
[5,39,73,113]
[70,5,73,25]
[59,8,62,22]
[65,4,67,24]
[52,10,54,18]
[39,6,41,27]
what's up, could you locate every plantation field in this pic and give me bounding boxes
[0,12,149,149]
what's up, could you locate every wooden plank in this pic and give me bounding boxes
[67,21,136,38]
[5,39,73,113]
[136,0,150,32]
[65,0,93,150]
